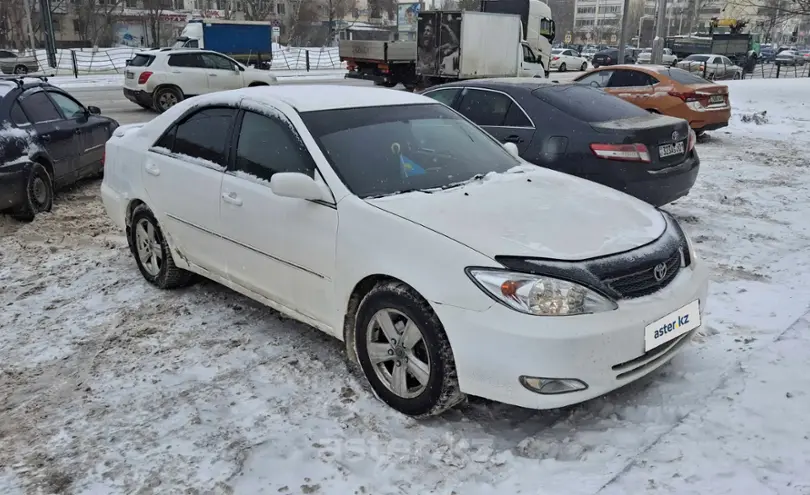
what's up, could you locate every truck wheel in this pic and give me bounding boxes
[381,81,398,88]
[153,87,183,114]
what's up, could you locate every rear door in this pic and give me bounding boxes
[166,53,209,96]
[605,69,657,103]
[455,88,535,154]
[45,89,107,174]
[17,89,80,184]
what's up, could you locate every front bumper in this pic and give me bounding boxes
[0,161,31,212]
[123,88,153,108]
[434,260,709,410]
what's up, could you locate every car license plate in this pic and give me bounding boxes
[659,140,685,158]
[126,71,134,79]
[709,95,724,104]
[644,300,701,351]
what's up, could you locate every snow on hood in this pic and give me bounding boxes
[367,166,666,261]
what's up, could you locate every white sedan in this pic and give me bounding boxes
[550,48,589,72]
[101,86,709,417]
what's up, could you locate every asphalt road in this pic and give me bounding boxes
[63,78,377,126]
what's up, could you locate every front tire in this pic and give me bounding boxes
[152,87,183,114]
[14,65,28,75]
[354,281,464,417]
[12,162,53,222]
[580,62,588,71]
[129,205,194,289]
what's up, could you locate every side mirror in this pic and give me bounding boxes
[125,59,132,66]
[503,142,520,158]
[87,105,101,115]
[270,172,328,201]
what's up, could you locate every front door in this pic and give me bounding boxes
[219,108,338,325]
[455,88,535,154]
[201,53,245,91]
[45,90,106,174]
[17,89,80,184]
[520,45,545,77]
[142,106,238,276]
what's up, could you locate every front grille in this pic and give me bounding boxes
[604,248,682,299]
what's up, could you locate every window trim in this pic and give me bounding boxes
[148,104,239,169]
[455,87,535,129]
[9,99,32,127]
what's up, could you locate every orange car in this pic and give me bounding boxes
[573,64,730,135]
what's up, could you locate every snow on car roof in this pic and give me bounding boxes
[241,84,430,112]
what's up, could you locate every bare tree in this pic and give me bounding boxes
[143,0,167,47]
[457,0,479,9]
[242,0,275,20]
[324,0,358,41]
[283,0,321,45]
[73,0,127,46]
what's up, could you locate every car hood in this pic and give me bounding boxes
[365,165,666,261]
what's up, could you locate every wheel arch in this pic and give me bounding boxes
[29,152,54,180]
[152,84,184,98]
[343,274,425,364]
[248,81,269,87]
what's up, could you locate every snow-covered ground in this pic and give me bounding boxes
[1,79,810,495]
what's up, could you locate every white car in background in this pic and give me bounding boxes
[122,48,278,113]
[637,47,679,66]
[550,48,589,72]
[101,85,708,417]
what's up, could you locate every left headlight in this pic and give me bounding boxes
[682,227,698,264]
[467,269,618,316]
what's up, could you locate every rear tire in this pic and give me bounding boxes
[11,163,53,222]
[354,281,464,417]
[129,204,195,289]
[13,65,28,75]
[152,87,183,114]
[559,63,567,72]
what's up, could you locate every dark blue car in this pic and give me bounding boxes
[0,76,118,221]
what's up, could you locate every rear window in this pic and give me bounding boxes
[532,84,648,123]
[659,68,711,85]
[685,55,710,62]
[129,54,154,67]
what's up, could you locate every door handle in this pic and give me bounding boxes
[504,135,522,143]
[144,162,160,176]
[171,71,182,74]
[221,191,242,206]
[208,73,217,77]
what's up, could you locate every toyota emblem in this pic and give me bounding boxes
[671,131,679,141]
[653,262,668,282]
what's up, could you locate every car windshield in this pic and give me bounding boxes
[299,103,521,199]
[685,55,710,62]
[659,67,711,84]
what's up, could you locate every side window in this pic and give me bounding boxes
[202,53,236,71]
[171,107,237,167]
[607,70,655,87]
[48,91,85,119]
[186,39,199,48]
[423,88,461,106]
[722,57,733,66]
[503,103,532,127]
[577,70,613,88]
[233,111,315,182]
[168,53,204,68]
[10,101,29,125]
[154,126,176,150]
[457,89,512,127]
[19,92,62,123]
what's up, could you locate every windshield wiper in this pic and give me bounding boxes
[366,188,434,199]
[441,174,485,190]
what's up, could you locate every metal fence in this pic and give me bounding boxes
[5,46,345,77]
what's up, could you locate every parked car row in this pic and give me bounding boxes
[100,84,709,418]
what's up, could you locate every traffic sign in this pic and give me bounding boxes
[564,32,572,43]
[611,34,617,42]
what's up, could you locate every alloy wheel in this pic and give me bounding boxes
[134,218,163,277]
[365,308,431,399]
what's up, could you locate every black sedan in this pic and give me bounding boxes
[421,78,699,207]
[0,76,118,221]
[592,48,636,68]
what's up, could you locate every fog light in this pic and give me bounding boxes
[519,376,588,395]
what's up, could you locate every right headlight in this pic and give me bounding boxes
[467,269,618,316]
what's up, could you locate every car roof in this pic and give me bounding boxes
[134,48,222,57]
[236,84,431,112]
[0,76,51,94]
